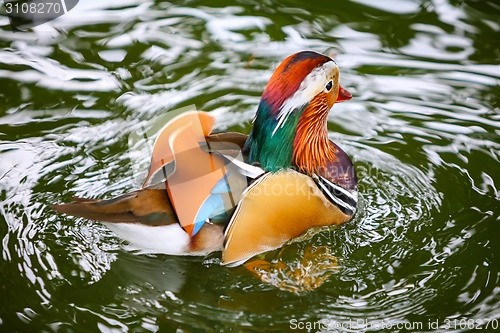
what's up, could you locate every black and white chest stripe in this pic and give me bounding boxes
[312,174,357,215]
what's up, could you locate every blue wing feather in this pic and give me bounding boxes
[192,174,233,235]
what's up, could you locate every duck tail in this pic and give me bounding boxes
[52,189,177,226]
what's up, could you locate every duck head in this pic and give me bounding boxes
[244,51,352,174]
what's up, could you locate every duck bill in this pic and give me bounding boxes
[335,86,352,103]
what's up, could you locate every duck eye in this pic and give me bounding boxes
[325,80,333,92]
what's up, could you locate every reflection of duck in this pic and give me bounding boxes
[53,51,358,267]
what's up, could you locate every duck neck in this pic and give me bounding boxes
[244,100,304,171]
[293,102,337,175]
[244,99,337,175]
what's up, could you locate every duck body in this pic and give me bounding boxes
[53,51,357,266]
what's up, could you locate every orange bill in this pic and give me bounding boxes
[335,85,352,103]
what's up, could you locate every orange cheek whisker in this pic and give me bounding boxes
[293,93,338,175]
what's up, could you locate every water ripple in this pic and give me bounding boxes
[1,0,499,331]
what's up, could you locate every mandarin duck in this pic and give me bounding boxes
[53,51,357,266]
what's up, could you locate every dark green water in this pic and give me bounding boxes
[1,0,499,332]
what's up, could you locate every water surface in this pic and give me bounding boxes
[1,0,499,331]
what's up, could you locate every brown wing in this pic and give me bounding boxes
[206,131,248,149]
[203,132,248,160]
[52,188,176,226]
[222,170,352,265]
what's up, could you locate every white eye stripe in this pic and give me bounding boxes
[272,61,338,136]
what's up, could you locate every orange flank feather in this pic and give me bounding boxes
[144,112,215,187]
[165,122,229,235]
[222,170,351,265]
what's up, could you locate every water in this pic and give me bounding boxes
[1,0,499,331]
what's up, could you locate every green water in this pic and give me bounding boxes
[1,0,499,332]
